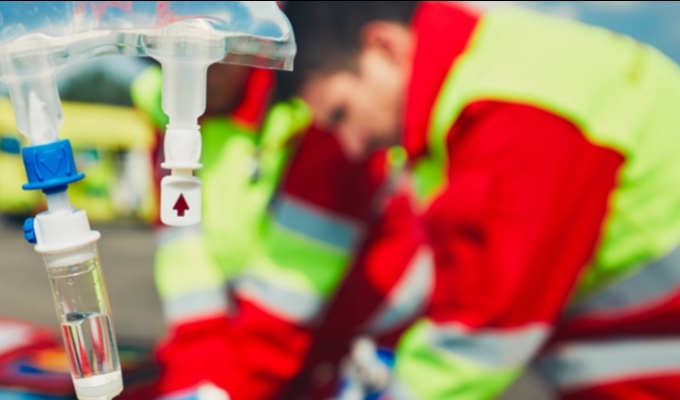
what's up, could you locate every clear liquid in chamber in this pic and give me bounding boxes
[61,311,120,380]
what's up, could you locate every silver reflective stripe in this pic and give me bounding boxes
[270,194,363,251]
[535,338,680,390]
[568,245,680,319]
[163,286,230,324]
[428,323,550,368]
[363,246,434,335]
[156,225,202,247]
[234,274,325,324]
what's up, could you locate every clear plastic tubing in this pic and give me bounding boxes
[44,245,122,400]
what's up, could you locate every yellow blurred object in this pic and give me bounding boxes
[0,98,154,149]
[0,97,158,224]
[0,150,40,214]
[32,347,72,372]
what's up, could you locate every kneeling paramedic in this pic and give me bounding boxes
[282,1,680,399]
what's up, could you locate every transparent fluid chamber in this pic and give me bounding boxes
[45,244,121,398]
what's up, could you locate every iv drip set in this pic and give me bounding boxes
[0,2,295,399]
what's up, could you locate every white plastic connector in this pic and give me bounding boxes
[33,208,101,262]
[161,127,202,170]
[72,370,123,400]
[160,169,202,227]
[151,20,218,227]
[160,126,203,227]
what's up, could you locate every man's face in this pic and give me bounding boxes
[300,25,413,160]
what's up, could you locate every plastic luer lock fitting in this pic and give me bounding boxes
[22,139,85,194]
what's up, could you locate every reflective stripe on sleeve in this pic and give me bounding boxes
[535,338,680,391]
[234,274,326,324]
[363,246,434,335]
[162,286,231,325]
[393,319,527,400]
[270,194,364,252]
[568,245,680,319]
[428,322,550,368]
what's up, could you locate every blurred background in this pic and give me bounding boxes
[0,1,678,398]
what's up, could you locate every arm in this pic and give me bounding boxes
[307,191,433,400]
[391,101,624,400]
[221,126,399,400]
[323,191,432,345]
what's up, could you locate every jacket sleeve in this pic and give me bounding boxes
[322,191,433,345]
[291,191,433,400]
[391,101,625,400]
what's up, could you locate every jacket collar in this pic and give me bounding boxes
[402,2,480,160]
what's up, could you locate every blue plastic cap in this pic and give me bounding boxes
[23,218,36,244]
[376,348,396,368]
[21,139,85,193]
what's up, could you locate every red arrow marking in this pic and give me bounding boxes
[173,194,189,217]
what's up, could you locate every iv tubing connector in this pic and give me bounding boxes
[22,139,84,193]
[160,126,202,171]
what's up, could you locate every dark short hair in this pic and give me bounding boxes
[275,1,419,102]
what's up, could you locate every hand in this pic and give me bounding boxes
[334,337,394,400]
[348,337,391,392]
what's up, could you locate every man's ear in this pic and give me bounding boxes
[359,21,414,68]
